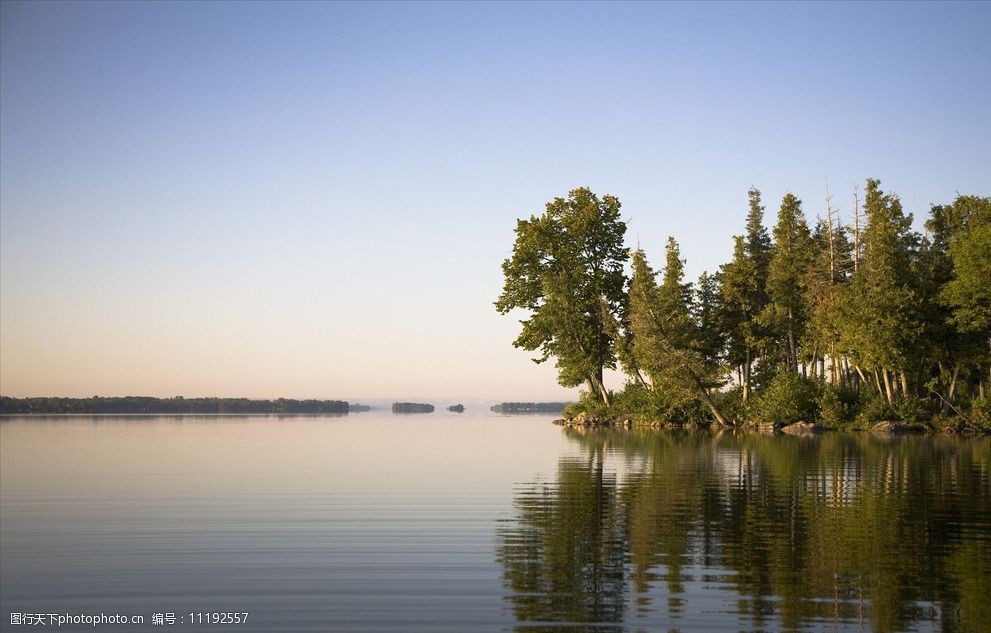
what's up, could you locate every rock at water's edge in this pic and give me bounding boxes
[780,421,826,435]
[870,421,925,434]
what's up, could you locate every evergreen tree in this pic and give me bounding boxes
[932,195,991,403]
[627,241,729,425]
[762,193,814,374]
[839,179,921,402]
[717,188,772,402]
[804,213,853,385]
[694,271,724,374]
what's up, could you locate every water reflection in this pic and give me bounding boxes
[498,429,991,633]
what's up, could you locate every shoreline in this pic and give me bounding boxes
[554,414,989,436]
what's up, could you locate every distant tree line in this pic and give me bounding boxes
[497,183,990,429]
[392,402,435,413]
[0,396,349,415]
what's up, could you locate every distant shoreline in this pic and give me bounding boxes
[0,396,349,415]
[0,396,573,416]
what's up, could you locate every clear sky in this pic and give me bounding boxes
[1,1,988,401]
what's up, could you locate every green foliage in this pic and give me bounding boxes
[625,242,728,424]
[816,385,845,428]
[762,193,814,372]
[892,395,926,422]
[717,189,772,401]
[693,271,724,368]
[839,179,922,377]
[715,387,754,426]
[563,390,613,420]
[611,381,703,425]
[970,395,991,432]
[753,371,820,425]
[496,187,629,403]
[854,394,896,427]
[499,181,988,430]
[941,203,991,335]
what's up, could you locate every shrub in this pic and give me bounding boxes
[563,391,612,421]
[611,382,701,425]
[893,395,926,422]
[753,372,820,426]
[817,385,846,428]
[970,394,991,431]
[854,393,896,427]
[715,387,756,426]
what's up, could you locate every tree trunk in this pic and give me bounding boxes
[946,364,958,402]
[743,349,751,403]
[942,363,960,415]
[882,369,894,404]
[632,368,649,391]
[900,371,909,399]
[590,374,611,407]
[787,308,797,373]
[872,369,884,400]
[586,378,609,407]
[699,388,730,427]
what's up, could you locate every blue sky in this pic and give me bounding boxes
[1,1,989,400]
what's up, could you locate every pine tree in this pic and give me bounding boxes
[839,179,921,402]
[805,209,853,386]
[717,188,772,402]
[762,193,814,374]
[627,241,729,425]
[932,195,991,403]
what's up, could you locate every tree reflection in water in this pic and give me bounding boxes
[497,428,991,633]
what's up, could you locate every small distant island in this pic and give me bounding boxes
[392,402,434,414]
[447,404,465,413]
[349,403,372,412]
[490,402,569,414]
[0,396,349,415]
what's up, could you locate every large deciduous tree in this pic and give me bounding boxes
[496,188,629,405]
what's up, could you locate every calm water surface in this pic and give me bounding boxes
[1,412,989,632]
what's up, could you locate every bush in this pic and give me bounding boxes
[854,393,896,427]
[817,385,845,428]
[753,372,820,426]
[715,387,756,426]
[970,394,991,431]
[563,390,612,421]
[611,382,702,424]
[893,395,926,422]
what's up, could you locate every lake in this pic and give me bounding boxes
[1,412,989,632]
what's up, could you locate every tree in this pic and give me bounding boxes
[496,188,629,405]
[694,271,724,373]
[762,193,814,374]
[626,240,729,425]
[939,196,991,336]
[931,195,991,403]
[718,188,772,402]
[804,212,853,386]
[839,179,921,403]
